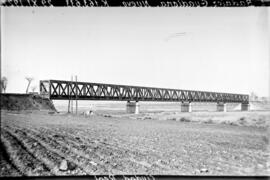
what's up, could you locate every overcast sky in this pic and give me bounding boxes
[1,7,270,97]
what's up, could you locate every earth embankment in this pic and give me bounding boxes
[0,93,56,112]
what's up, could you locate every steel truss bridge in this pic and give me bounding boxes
[39,80,249,103]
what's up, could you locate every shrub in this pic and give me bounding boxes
[143,116,152,120]
[239,117,245,121]
[179,117,191,122]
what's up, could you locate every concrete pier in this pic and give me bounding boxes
[241,103,250,111]
[181,102,192,112]
[126,101,140,114]
[217,102,227,112]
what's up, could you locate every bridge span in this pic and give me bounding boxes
[40,80,250,114]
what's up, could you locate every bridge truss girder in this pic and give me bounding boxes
[40,80,249,103]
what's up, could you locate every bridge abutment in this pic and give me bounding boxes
[241,103,250,111]
[181,102,192,112]
[217,102,227,112]
[126,101,140,114]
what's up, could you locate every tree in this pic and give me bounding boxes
[1,76,8,93]
[25,77,34,93]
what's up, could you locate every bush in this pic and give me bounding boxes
[239,117,245,121]
[104,114,112,118]
[179,117,191,122]
[143,116,152,120]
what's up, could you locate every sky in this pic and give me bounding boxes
[1,7,270,97]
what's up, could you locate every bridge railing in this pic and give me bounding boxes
[40,80,249,103]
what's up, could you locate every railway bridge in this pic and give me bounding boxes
[40,80,250,114]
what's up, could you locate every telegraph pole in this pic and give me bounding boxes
[71,75,73,113]
[75,75,78,115]
[68,75,72,113]
[68,82,70,113]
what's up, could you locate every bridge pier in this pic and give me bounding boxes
[241,103,250,111]
[126,101,140,114]
[181,102,192,112]
[217,102,227,112]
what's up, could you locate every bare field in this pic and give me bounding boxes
[1,110,270,176]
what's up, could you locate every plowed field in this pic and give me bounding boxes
[1,110,269,176]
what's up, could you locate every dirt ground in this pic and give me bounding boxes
[1,110,269,176]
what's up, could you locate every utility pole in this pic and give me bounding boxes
[71,75,73,114]
[75,75,78,115]
[68,76,71,113]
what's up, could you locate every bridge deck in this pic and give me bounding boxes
[39,80,249,103]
